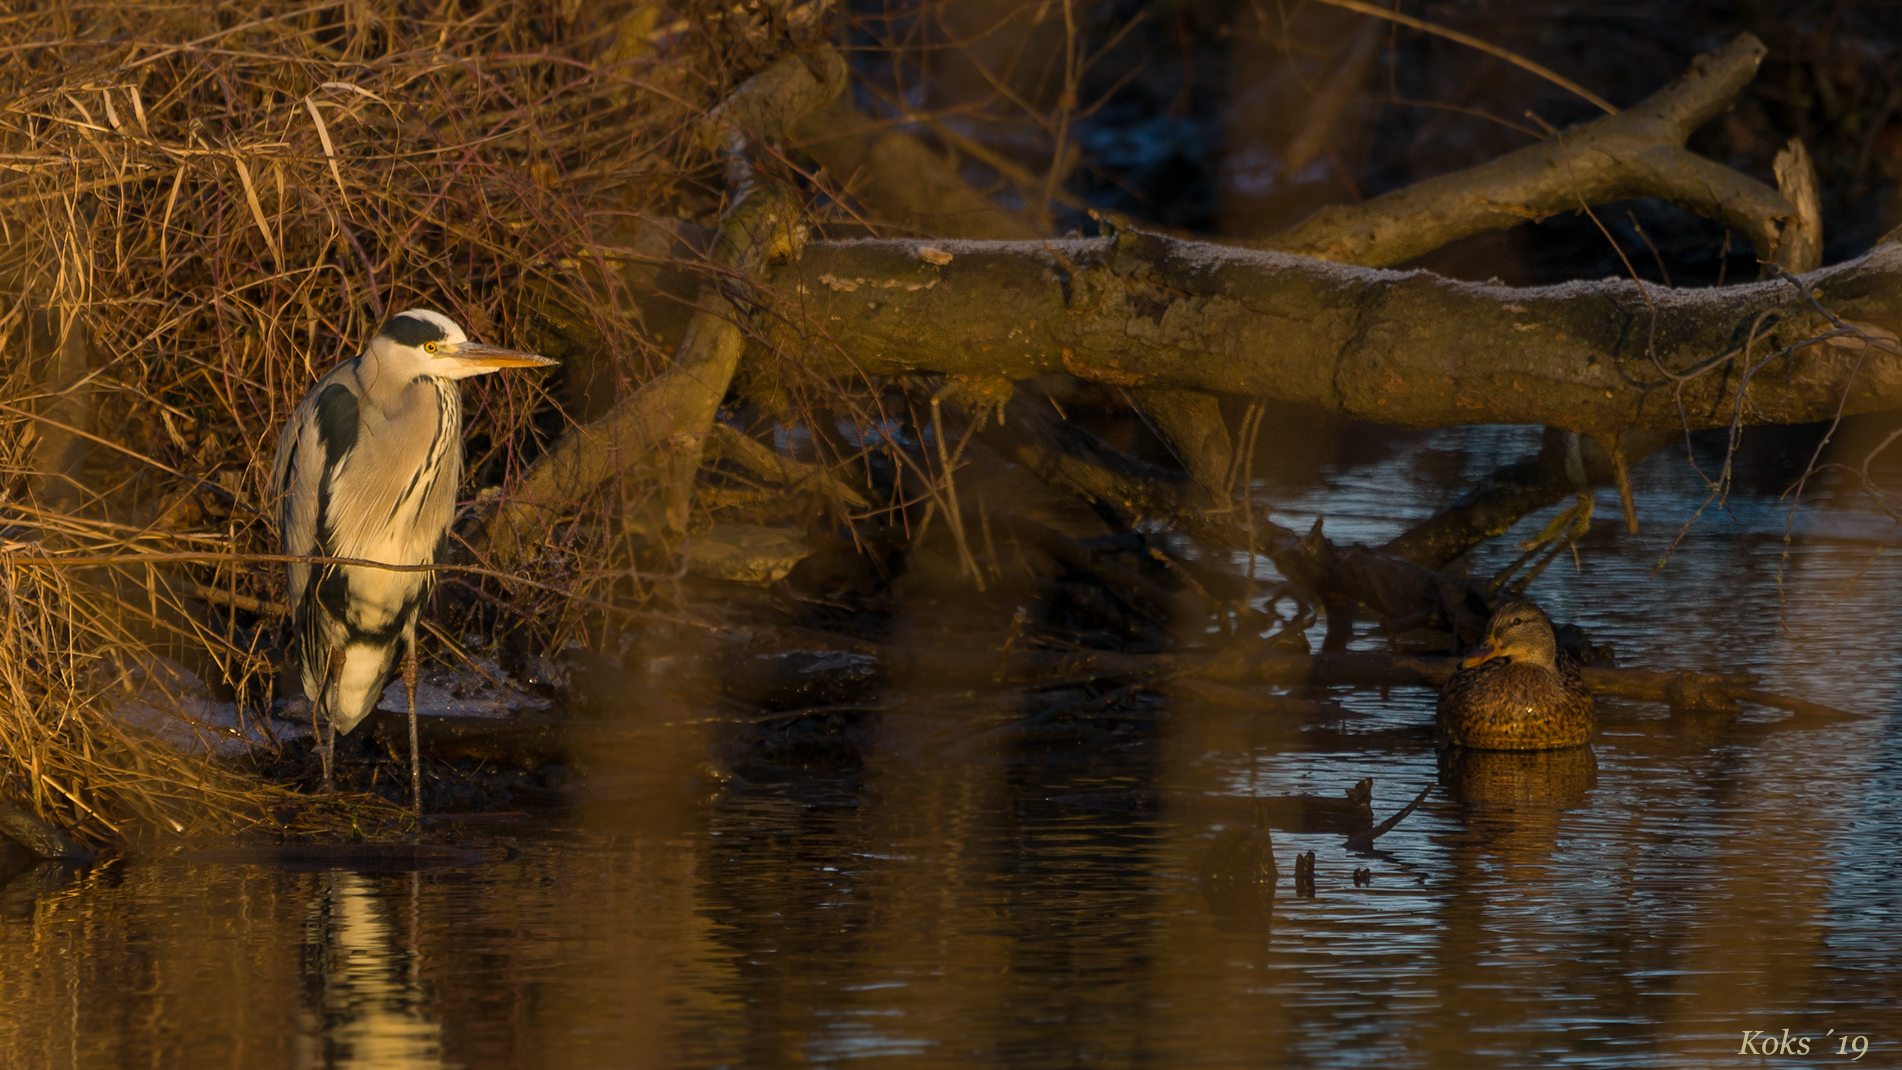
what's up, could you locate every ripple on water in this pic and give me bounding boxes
[0,425,1898,1068]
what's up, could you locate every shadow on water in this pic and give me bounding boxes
[0,424,1900,1067]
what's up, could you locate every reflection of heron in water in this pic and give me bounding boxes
[296,869,444,1070]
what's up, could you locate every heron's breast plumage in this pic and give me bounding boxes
[272,357,463,733]
[322,376,460,573]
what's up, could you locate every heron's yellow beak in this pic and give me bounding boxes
[1460,641,1501,668]
[448,342,558,370]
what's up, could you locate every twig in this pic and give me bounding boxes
[1343,782,1433,851]
[1311,0,1616,115]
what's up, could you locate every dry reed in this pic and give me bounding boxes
[0,0,820,841]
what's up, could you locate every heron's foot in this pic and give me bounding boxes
[309,735,336,792]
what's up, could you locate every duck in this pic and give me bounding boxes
[1436,599,1595,750]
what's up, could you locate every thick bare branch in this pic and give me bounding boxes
[698,50,849,151]
[766,234,1902,441]
[1126,388,1232,497]
[1380,428,1679,567]
[1257,35,1806,270]
[485,54,845,565]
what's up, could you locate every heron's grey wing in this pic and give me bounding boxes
[273,362,361,612]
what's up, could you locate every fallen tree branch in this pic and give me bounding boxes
[1257,35,1805,269]
[704,421,871,508]
[752,38,1890,444]
[759,34,1818,529]
[1380,428,1680,568]
[484,51,846,566]
[767,232,1902,441]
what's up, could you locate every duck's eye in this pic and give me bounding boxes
[423,341,440,354]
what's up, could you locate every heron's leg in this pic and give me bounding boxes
[404,633,422,818]
[310,695,327,792]
[318,644,344,793]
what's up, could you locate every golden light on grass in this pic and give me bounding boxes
[0,1,760,842]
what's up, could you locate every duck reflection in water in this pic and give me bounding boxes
[296,870,444,1070]
[1440,745,1600,860]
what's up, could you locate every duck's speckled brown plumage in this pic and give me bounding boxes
[1437,654,1595,749]
[1437,600,1595,751]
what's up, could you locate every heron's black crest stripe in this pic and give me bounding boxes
[380,312,449,348]
[314,383,359,465]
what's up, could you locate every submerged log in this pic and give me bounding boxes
[740,631,1841,721]
[1051,788,1373,835]
[1343,783,1434,851]
[0,804,93,861]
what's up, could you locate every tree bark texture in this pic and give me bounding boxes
[761,234,1902,442]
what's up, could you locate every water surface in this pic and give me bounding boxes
[3,426,1898,1068]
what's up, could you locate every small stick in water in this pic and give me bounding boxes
[1344,782,1434,852]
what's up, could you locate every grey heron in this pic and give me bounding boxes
[271,309,555,812]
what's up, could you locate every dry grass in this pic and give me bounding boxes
[0,0,826,840]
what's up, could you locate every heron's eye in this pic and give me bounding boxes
[423,341,440,354]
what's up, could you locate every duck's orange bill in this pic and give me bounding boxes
[1460,642,1500,668]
